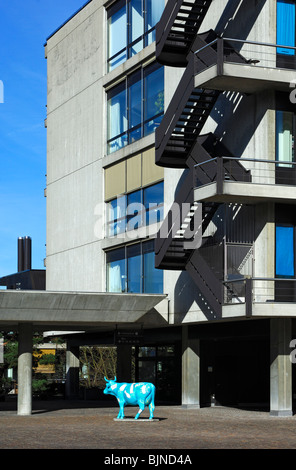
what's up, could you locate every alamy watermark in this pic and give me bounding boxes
[94,200,203,249]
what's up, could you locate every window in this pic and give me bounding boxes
[107,63,164,154]
[107,0,164,72]
[106,240,163,293]
[107,181,164,236]
[276,225,295,277]
[277,0,296,66]
[276,110,295,167]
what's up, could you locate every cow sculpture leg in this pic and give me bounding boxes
[148,400,155,420]
[117,400,125,419]
[135,401,145,419]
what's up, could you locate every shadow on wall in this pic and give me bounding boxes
[173,270,219,323]
[216,0,268,42]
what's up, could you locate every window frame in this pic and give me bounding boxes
[107,62,164,154]
[106,180,164,236]
[107,0,164,72]
[106,240,163,293]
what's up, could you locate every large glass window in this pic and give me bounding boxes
[107,181,164,236]
[276,225,295,277]
[107,0,164,72]
[107,63,164,154]
[106,240,163,293]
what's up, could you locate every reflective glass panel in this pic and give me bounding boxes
[129,0,144,56]
[127,244,142,292]
[276,111,294,167]
[106,248,126,292]
[107,82,127,153]
[276,225,295,277]
[143,240,163,293]
[144,182,164,225]
[146,0,164,45]
[108,1,127,71]
[127,190,143,230]
[128,70,142,143]
[144,64,164,136]
[108,196,126,236]
[277,0,296,55]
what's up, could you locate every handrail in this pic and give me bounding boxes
[194,37,296,55]
[194,156,296,168]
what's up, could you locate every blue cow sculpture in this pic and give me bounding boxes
[103,377,156,420]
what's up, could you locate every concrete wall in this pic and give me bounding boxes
[46,0,278,322]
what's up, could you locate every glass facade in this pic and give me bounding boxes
[107,0,164,71]
[107,63,164,154]
[107,181,164,236]
[106,240,163,293]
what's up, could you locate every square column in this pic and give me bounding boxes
[270,318,293,417]
[65,345,80,399]
[182,326,200,408]
[117,345,132,383]
[17,323,33,416]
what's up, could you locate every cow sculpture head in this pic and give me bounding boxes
[103,376,117,396]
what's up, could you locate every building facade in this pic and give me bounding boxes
[45,0,296,415]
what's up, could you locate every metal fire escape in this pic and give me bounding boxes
[154,0,252,318]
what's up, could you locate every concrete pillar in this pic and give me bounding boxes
[270,318,293,417]
[17,323,33,416]
[117,345,132,382]
[65,345,80,399]
[182,325,200,408]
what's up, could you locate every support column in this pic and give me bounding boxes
[270,318,293,417]
[117,345,132,382]
[17,323,33,416]
[65,344,80,399]
[182,325,200,408]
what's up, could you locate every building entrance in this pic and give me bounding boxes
[135,344,181,404]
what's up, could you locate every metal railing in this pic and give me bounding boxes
[224,277,296,317]
[194,37,296,72]
[194,157,296,190]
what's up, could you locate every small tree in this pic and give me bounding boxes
[80,346,117,389]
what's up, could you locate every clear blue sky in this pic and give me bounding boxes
[0,0,87,278]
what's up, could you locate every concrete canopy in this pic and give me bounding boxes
[0,290,167,331]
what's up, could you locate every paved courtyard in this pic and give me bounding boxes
[0,399,296,451]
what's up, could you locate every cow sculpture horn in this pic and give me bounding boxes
[104,376,117,382]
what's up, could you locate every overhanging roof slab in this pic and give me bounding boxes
[0,291,166,330]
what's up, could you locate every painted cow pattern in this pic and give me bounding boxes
[103,377,156,420]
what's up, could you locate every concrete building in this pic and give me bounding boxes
[2,0,296,416]
[43,0,296,416]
